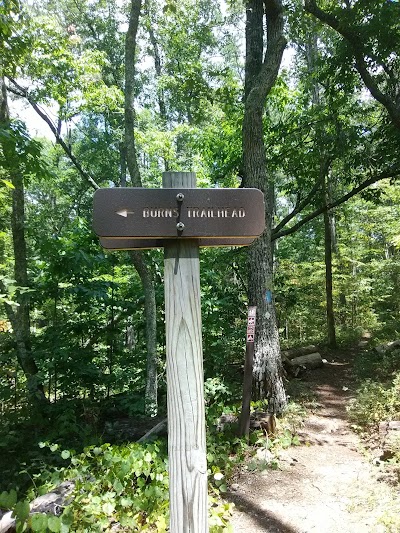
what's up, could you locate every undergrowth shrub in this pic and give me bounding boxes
[1,376,308,532]
[1,436,235,532]
[348,373,400,428]
[355,347,400,382]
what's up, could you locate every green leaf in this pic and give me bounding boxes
[30,513,48,531]
[60,509,73,527]
[13,500,30,522]
[61,450,70,460]
[120,497,133,508]
[102,502,115,516]
[155,514,167,530]
[0,489,17,509]
[16,521,28,533]
[113,479,124,495]
[0,179,15,189]
[48,515,61,532]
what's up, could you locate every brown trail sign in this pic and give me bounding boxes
[93,186,265,245]
[93,173,265,532]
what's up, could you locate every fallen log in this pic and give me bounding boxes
[0,511,13,533]
[137,417,168,443]
[217,412,276,435]
[0,481,74,533]
[375,340,400,354]
[282,354,301,377]
[282,345,318,360]
[289,352,324,370]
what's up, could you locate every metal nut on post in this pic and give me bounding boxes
[176,222,185,232]
[176,193,185,202]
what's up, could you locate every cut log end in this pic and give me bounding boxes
[289,352,324,370]
[282,345,318,360]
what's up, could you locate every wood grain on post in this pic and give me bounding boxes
[163,172,208,533]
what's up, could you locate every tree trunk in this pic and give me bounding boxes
[0,75,45,401]
[124,0,158,416]
[11,174,45,398]
[125,0,142,188]
[247,217,287,414]
[242,0,287,415]
[323,171,337,348]
[144,0,167,126]
[144,0,170,171]
[304,31,337,349]
[130,251,158,417]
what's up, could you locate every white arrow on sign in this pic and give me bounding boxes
[116,209,134,217]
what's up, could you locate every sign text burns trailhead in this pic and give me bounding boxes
[93,187,265,249]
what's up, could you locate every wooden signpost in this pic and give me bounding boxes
[239,306,257,439]
[93,173,265,532]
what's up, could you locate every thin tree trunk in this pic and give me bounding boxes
[0,75,45,402]
[125,0,142,187]
[124,0,158,416]
[144,0,170,170]
[323,171,337,347]
[107,276,115,399]
[309,39,336,348]
[304,30,337,348]
[130,251,158,416]
[144,0,167,125]
[242,0,287,415]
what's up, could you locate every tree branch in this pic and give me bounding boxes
[304,0,400,129]
[273,171,326,234]
[83,311,129,349]
[6,78,100,190]
[272,166,400,240]
[245,0,287,111]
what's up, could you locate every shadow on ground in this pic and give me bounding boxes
[226,490,299,533]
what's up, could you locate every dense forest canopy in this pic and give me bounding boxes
[1,0,399,433]
[0,0,399,530]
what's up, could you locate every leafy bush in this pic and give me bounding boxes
[355,347,400,382]
[348,374,400,428]
[1,435,235,532]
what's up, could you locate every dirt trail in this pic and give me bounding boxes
[227,348,388,533]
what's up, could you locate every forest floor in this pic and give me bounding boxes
[227,345,399,532]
